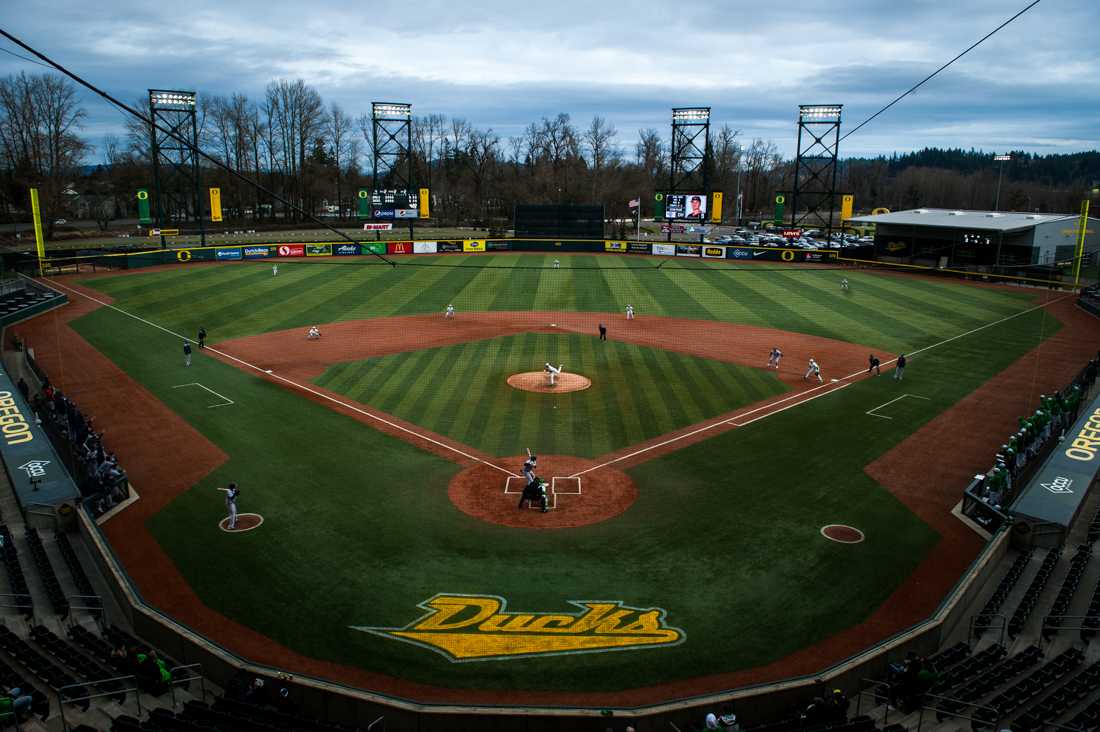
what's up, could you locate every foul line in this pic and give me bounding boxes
[172,382,234,408]
[866,393,930,420]
[572,292,1069,477]
[37,276,518,478]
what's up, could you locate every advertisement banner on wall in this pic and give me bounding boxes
[676,244,702,257]
[627,242,651,254]
[438,241,463,253]
[277,244,305,257]
[387,241,413,255]
[463,239,486,252]
[215,247,242,260]
[727,247,753,260]
[305,244,332,257]
[360,242,387,255]
[394,209,418,219]
[333,244,360,256]
[804,251,836,262]
[487,240,510,250]
[652,243,676,256]
[413,241,438,254]
[604,241,628,252]
[373,209,396,219]
[243,246,273,259]
[702,245,726,258]
[419,187,431,218]
[363,223,392,231]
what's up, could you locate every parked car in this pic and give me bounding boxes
[53,218,67,225]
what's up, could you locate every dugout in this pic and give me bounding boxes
[848,209,1100,279]
[514,204,605,239]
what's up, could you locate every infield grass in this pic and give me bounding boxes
[314,333,788,457]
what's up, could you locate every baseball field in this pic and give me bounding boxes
[18,252,1100,707]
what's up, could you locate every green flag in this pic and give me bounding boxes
[357,189,370,219]
[773,194,785,225]
[137,188,152,224]
[654,192,665,219]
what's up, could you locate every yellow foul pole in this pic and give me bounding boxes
[29,188,45,277]
[1074,199,1090,288]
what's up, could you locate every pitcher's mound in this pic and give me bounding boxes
[507,371,592,393]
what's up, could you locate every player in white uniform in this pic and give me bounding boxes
[307,326,321,339]
[553,258,560,269]
[804,358,823,383]
[625,304,635,320]
[544,363,563,387]
[444,304,455,319]
[767,346,782,369]
[272,264,278,277]
[840,277,849,291]
[218,482,240,530]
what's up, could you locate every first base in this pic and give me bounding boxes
[830,378,838,383]
[265,369,273,374]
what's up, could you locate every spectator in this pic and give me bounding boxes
[16,377,28,403]
[0,685,33,720]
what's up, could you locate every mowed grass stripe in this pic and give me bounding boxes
[390,263,487,317]
[598,257,667,316]
[633,269,714,320]
[479,333,530,454]
[491,255,545,312]
[763,270,939,351]
[834,275,1003,335]
[860,274,1031,322]
[398,344,462,426]
[82,264,239,302]
[371,347,440,413]
[108,264,277,324]
[449,337,509,447]
[615,342,665,443]
[418,340,484,432]
[715,269,849,342]
[340,266,439,320]
[187,265,344,334]
[269,266,386,331]
[572,256,619,313]
[666,267,766,325]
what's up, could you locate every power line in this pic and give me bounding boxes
[0,28,396,267]
[841,0,1043,142]
[0,43,55,70]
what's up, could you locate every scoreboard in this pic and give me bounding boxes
[371,189,419,219]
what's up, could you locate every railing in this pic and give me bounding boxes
[66,593,104,622]
[366,715,385,731]
[23,502,60,530]
[0,591,33,620]
[56,674,141,731]
[168,663,207,709]
[968,612,1007,647]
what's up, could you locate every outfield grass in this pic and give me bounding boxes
[81,254,1034,353]
[314,333,789,457]
[64,256,1058,693]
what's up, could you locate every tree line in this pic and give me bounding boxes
[0,71,1095,238]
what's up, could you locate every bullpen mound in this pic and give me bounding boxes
[507,371,592,393]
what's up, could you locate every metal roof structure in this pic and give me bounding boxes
[847,208,1085,232]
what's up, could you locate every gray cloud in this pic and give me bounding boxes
[1,0,1097,160]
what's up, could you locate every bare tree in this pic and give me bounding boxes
[584,116,617,200]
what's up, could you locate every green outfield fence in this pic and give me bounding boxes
[13,237,1082,290]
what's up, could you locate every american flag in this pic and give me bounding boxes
[628,198,640,209]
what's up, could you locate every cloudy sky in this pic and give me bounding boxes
[2,0,1097,161]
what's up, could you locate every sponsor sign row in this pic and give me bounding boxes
[175,240,841,264]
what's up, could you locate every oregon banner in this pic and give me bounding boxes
[209,188,223,223]
[357,189,370,219]
[137,188,152,224]
[710,192,723,223]
[654,192,665,219]
[419,188,430,218]
[840,194,854,222]
[773,194,785,225]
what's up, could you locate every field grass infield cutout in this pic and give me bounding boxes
[865,393,930,420]
[219,513,264,533]
[820,524,865,544]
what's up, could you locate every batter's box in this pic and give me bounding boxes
[551,477,582,495]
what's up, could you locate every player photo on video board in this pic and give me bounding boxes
[665,193,707,220]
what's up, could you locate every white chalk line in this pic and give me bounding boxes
[172,382,234,408]
[571,292,1069,477]
[866,393,930,420]
[39,276,1067,482]
[39,276,518,478]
